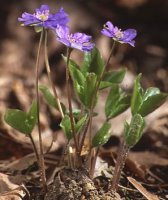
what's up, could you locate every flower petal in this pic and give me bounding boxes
[101,21,115,38]
[55,26,94,52]
[101,21,137,47]
[18,12,40,25]
[123,29,137,41]
[35,5,50,13]
[18,5,69,29]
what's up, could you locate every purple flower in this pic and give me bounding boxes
[101,21,137,47]
[55,25,94,52]
[18,5,69,29]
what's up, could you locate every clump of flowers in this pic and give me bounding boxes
[4,4,167,199]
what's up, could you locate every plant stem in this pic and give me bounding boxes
[35,29,47,193]
[88,41,116,173]
[88,107,94,172]
[66,48,79,154]
[97,41,116,88]
[90,147,100,178]
[44,30,64,118]
[29,133,39,162]
[58,141,70,167]
[111,141,129,192]
[79,117,90,155]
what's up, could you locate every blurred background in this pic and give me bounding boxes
[0,0,168,158]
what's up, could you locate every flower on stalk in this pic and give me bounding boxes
[55,25,94,52]
[18,5,69,29]
[101,21,137,47]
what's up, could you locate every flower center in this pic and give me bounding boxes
[35,10,49,21]
[68,34,76,43]
[115,29,123,39]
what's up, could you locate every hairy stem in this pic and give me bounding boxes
[29,133,39,162]
[35,30,47,193]
[66,48,79,154]
[88,107,94,172]
[111,141,129,191]
[44,30,64,118]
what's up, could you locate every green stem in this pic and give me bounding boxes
[66,48,79,154]
[35,29,47,193]
[111,141,129,191]
[44,30,64,118]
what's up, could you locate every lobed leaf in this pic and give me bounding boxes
[39,85,66,113]
[68,60,86,104]
[124,114,145,148]
[4,101,37,135]
[60,114,88,141]
[100,69,126,90]
[75,114,88,133]
[105,85,130,120]
[92,122,111,147]
[131,74,143,115]
[60,115,72,141]
[81,47,104,78]
[82,73,97,108]
[138,87,168,117]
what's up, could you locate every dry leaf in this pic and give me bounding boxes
[6,153,36,172]
[127,177,159,200]
[126,158,146,180]
[0,173,27,200]
[128,151,168,168]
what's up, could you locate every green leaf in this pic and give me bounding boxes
[100,69,126,90]
[92,122,111,147]
[131,74,143,115]
[67,56,99,108]
[68,60,86,102]
[39,85,66,113]
[138,87,168,117]
[124,114,145,148]
[67,109,82,119]
[75,114,88,133]
[82,73,97,108]
[39,85,57,108]
[60,114,88,140]
[27,100,37,131]
[4,101,37,135]
[69,59,85,86]
[60,115,72,141]
[81,47,104,78]
[105,85,130,120]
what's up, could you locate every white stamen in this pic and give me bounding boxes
[115,29,123,39]
[35,10,49,21]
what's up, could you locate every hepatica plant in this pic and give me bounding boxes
[4,4,167,196]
